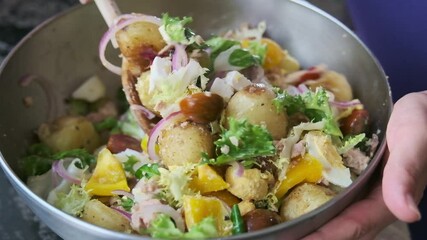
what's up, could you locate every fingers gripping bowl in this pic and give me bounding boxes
[0,0,391,239]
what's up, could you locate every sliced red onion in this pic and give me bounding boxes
[147,111,186,162]
[231,161,244,177]
[330,99,363,108]
[172,44,188,71]
[130,104,156,120]
[99,14,162,75]
[111,190,134,199]
[111,206,132,221]
[297,84,309,94]
[286,85,300,96]
[132,203,185,231]
[52,160,81,185]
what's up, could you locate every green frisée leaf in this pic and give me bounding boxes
[52,149,95,169]
[135,163,160,179]
[93,117,118,132]
[229,48,261,68]
[203,118,275,165]
[123,156,139,175]
[22,155,54,177]
[338,133,366,154]
[120,197,134,211]
[184,216,218,238]
[147,214,218,239]
[55,184,91,217]
[206,37,239,62]
[247,40,267,64]
[274,87,343,137]
[147,214,183,238]
[161,13,194,44]
[22,145,94,177]
[117,110,146,140]
[206,37,265,69]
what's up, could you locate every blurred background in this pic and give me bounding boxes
[0,0,424,239]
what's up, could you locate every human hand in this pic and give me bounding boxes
[302,91,427,240]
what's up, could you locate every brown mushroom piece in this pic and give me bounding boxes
[243,209,282,232]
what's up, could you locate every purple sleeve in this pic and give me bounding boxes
[346,0,427,101]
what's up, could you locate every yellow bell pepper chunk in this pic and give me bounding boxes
[141,135,149,153]
[188,165,229,194]
[260,38,285,70]
[275,154,323,199]
[85,148,130,196]
[183,195,226,233]
[241,38,299,73]
[141,134,159,154]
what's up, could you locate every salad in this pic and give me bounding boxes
[24,13,378,238]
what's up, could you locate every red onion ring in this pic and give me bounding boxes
[111,190,135,199]
[172,44,188,71]
[110,206,132,221]
[132,203,185,231]
[286,85,300,96]
[52,160,81,185]
[231,161,244,177]
[99,14,162,75]
[297,84,309,94]
[330,99,363,108]
[130,104,156,120]
[147,111,186,162]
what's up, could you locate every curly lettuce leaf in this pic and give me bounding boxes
[52,149,95,169]
[135,163,160,180]
[274,87,343,137]
[117,110,146,139]
[22,143,54,176]
[160,13,194,45]
[206,37,265,70]
[158,165,196,207]
[338,133,366,154]
[203,118,275,165]
[148,214,218,239]
[205,37,239,61]
[55,184,91,217]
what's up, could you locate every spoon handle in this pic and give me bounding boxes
[94,0,121,27]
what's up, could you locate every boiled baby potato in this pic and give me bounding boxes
[37,116,100,153]
[157,121,214,167]
[224,84,288,140]
[280,183,336,221]
[82,199,131,232]
[225,163,272,200]
[116,21,166,75]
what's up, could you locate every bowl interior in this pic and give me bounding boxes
[0,0,391,239]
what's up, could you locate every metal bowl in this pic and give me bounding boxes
[0,0,391,239]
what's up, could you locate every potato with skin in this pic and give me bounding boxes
[157,121,215,167]
[37,116,100,153]
[224,84,288,140]
[116,22,166,76]
[225,163,272,200]
[280,183,336,221]
[82,199,131,232]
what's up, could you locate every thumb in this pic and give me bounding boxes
[383,91,427,222]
